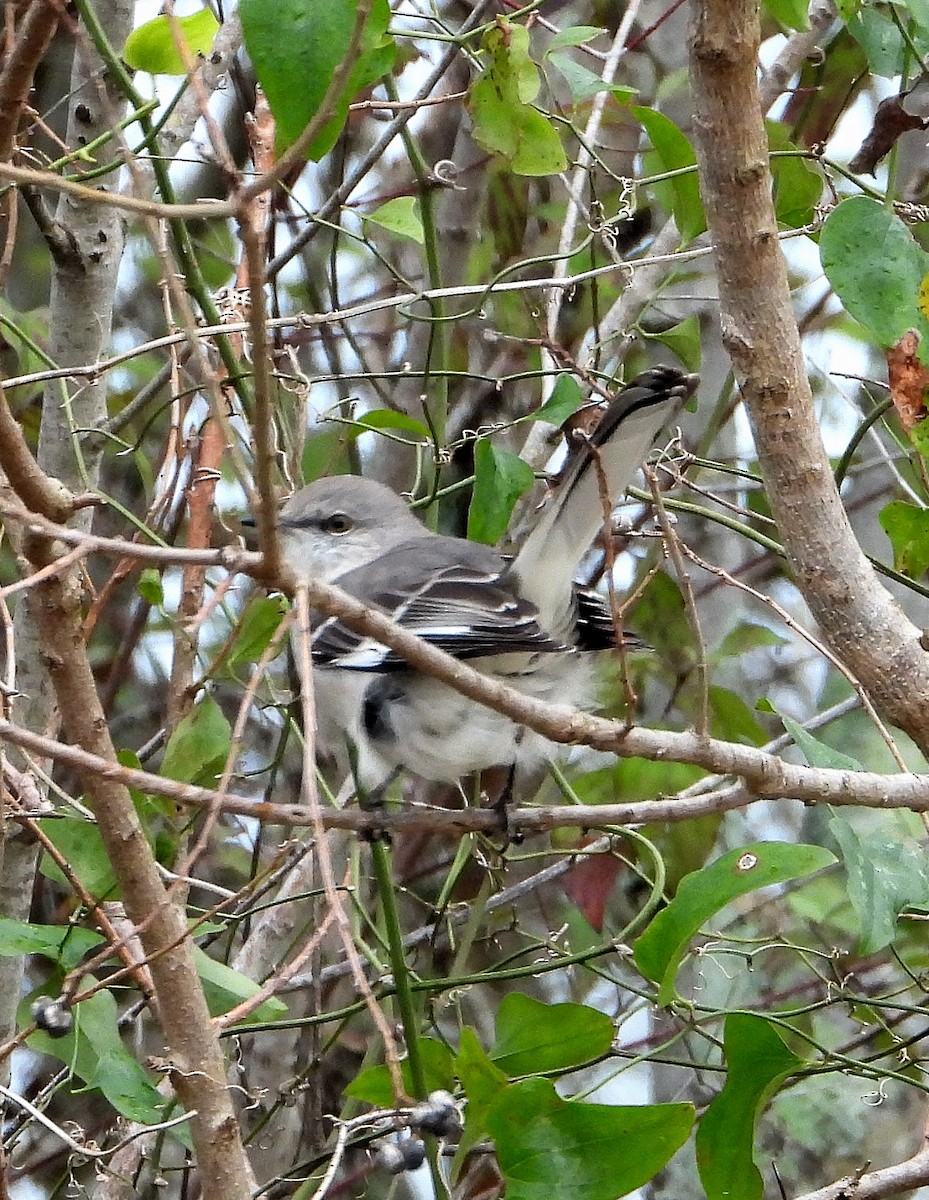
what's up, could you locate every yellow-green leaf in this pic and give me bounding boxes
[124,9,219,75]
[363,197,424,244]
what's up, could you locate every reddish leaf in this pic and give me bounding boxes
[560,846,623,931]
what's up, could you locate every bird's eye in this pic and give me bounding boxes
[321,512,354,535]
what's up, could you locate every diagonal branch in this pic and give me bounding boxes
[793,1139,929,1200]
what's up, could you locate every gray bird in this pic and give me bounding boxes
[275,366,697,796]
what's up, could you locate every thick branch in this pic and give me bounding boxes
[688,0,929,755]
[22,543,255,1196]
[2,645,929,827]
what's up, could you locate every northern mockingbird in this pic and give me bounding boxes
[276,366,697,796]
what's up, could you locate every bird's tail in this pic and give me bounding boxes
[513,366,699,633]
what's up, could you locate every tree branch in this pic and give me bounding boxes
[1,673,927,832]
[21,537,256,1199]
[688,0,929,755]
[794,1140,929,1200]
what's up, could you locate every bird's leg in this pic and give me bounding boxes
[481,764,523,847]
[345,739,400,842]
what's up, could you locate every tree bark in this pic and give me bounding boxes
[688,0,929,754]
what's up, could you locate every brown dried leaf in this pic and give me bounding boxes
[887,330,929,432]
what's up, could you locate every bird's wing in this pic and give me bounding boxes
[311,539,565,671]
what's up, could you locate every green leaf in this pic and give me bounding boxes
[696,1014,807,1200]
[160,694,231,786]
[490,994,614,1077]
[302,427,354,480]
[0,300,50,408]
[781,714,864,771]
[193,947,288,1024]
[38,817,119,898]
[763,0,811,29]
[26,987,168,1125]
[907,0,929,36]
[715,621,786,659]
[0,918,103,971]
[820,196,929,358]
[634,106,706,244]
[708,685,769,747]
[486,1077,693,1200]
[548,54,636,103]
[228,595,286,666]
[909,407,929,458]
[346,1038,456,1104]
[117,748,177,837]
[644,315,702,372]
[191,217,236,291]
[628,571,692,664]
[634,842,837,1004]
[228,595,288,668]
[455,1027,508,1158]
[136,567,164,606]
[363,196,424,244]
[468,439,536,544]
[847,6,904,77]
[89,1051,173,1124]
[475,90,567,177]
[571,757,706,807]
[123,8,219,75]
[530,375,583,425]
[469,17,567,177]
[347,408,432,442]
[239,0,395,158]
[768,121,821,229]
[831,814,929,952]
[545,26,603,53]
[879,500,929,578]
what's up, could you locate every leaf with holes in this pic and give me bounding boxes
[820,197,929,357]
[469,17,567,176]
[831,814,929,951]
[634,842,837,1003]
